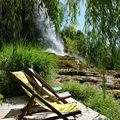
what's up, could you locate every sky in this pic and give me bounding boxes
[77,1,86,31]
[60,0,86,32]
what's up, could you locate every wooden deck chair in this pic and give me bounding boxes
[24,68,71,104]
[9,71,81,120]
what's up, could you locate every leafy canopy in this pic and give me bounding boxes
[85,0,120,69]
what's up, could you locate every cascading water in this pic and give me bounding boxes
[34,0,66,56]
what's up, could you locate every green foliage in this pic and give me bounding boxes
[64,37,79,55]
[1,0,119,70]
[87,95,120,120]
[102,74,107,99]
[1,0,22,40]
[62,81,120,120]
[0,94,4,104]
[61,26,87,56]
[114,48,120,70]
[1,0,36,41]
[1,0,81,43]
[62,81,98,102]
[85,0,120,69]
[0,44,57,97]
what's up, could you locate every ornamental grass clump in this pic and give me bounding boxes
[0,44,57,97]
[87,95,120,120]
[62,81,98,102]
[62,81,120,120]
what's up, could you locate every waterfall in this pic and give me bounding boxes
[34,0,66,56]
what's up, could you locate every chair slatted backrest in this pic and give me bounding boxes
[25,68,67,104]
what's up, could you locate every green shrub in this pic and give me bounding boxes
[62,81,98,102]
[65,37,79,55]
[0,44,57,97]
[62,81,120,120]
[87,95,120,120]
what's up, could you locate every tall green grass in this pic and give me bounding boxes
[62,81,120,120]
[87,95,120,120]
[62,81,98,102]
[0,44,57,97]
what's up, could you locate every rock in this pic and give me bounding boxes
[107,90,120,99]
[107,70,120,76]
[58,69,101,77]
[58,69,86,76]
[55,55,120,101]
[56,75,102,84]
[114,74,120,78]
[56,55,87,69]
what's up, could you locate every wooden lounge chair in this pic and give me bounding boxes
[24,68,71,104]
[9,71,81,120]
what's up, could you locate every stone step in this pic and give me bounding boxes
[56,75,102,83]
[107,90,120,99]
[58,69,101,77]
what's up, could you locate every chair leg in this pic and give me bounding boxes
[25,111,81,120]
[43,111,81,120]
[17,95,35,120]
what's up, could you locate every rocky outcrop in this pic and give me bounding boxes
[107,90,120,99]
[55,56,120,101]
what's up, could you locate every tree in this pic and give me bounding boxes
[61,26,87,56]
[85,0,120,69]
[1,0,119,69]
[0,0,81,43]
